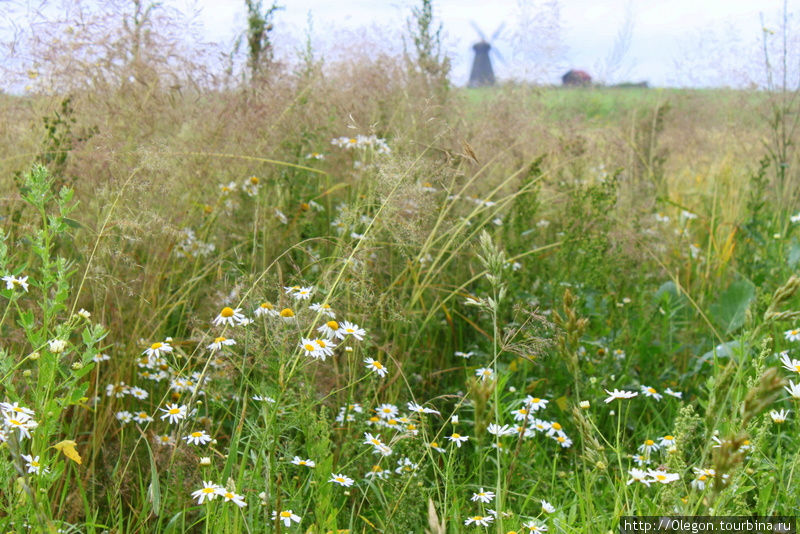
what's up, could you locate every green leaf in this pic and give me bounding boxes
[145,440,161,516]
[788,239,800,268]
[709,278,755,334]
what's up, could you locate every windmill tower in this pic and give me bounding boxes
[468,22,504,88]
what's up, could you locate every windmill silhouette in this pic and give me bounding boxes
[468,22,505,88]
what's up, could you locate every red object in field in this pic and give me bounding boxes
[562,69,592,86]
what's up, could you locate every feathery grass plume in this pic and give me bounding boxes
[570,405,605,468]
[425,498,446,534]
[553,289,589,386]
[762,274,800,323]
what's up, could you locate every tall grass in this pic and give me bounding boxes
[1,7,800,533]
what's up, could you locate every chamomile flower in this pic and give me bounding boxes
[785,328,800,342]
[4,416,37,439]
[640,385,663,401]
[116,411,133,424]
[648,469,680,484]
[309,302,336,318]
[447,432,469,447]
[366,464,390,479]
[691,468,716,490]
[770,408,789,423]
[630,453,650,466]
[21,454,46,474]
[336,321,366,341]
[541,500,556,513]
[272,510,301,527]
[785,380,800,399]
[475,367,494,381]
[93,353,111,363]
[553,434,573,447]
[376,403,399,419]
[317,320,340,337]
[406,401,439,415]
[144,341,173,359]
[487,423,516,436]
[664,388,683,398]
[780,353,800,374]
[212,306,246,327]
[254,302,279,317]
[464,515,494,527]
[0,402,35,420]
[638,439,660,455]
[314,338,337,358]
[133,411,154,424]
[155,434,176,446]
[129,386,149,400]
[328,473,354,487]
[2,275,29,292]
[659,435,677,448]
[364,357,388,377]
[627,468,651,486]
[300,338,322,359]
[218,489,247,507]
[511,407,532,422]
[429,441,445,453]
[184,430,212,446]
[471,488,495,503]
[604,389,638,403]
[291,456,316,468]
[191,481,222,504]
[524,396,549,411]
[48,339,67,353]
[523,521,549,532]
[207,336,235,352]
[159,403,188,424]
[454,351,474,359]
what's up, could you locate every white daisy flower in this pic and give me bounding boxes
[336,321,366,341]
[159,403,188,424]
[604,389,638,403]
[364,357,388,377]
[184,430,212,446]
[2,275,29,292]
[328,473,354,487]
[207,336,236,352]
[191,481,222,504]
[470,488,495,503]
[212,306,247,327]
[464,515,493,527]
[272,510,301,527]
[290,456,315,468]
[640,385,663,401]
[475,367,494,381]
[447,432,469,447]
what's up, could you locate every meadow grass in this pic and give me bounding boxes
[0,59,799,534]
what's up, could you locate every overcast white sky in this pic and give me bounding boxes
[171,0,789,87]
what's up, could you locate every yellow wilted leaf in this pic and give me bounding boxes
[555,396,569,412]
[53,440,82,464]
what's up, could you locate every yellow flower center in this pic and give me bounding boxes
[371,465,382,472]
[280,511,291,518]
[647,387,656,393]
[280,308,294,317]
[249,176,259,185]
[699,475,707,481]
[518,408,528,415]
[9,419,22,426]
[168,408,180,415]
[139,412,148,418]
[316,340,327,348]
[304,344,316,352]
[260,302,273,309]
[532,397,541,403]
[214,337,226,343]
[663,435,674,441]
[430,442,439,447]
[451,433,461,439]
[298,461,307,465]
[31,460,39,466]
[645,439,655,446]
[372,361,383,369]
[224,492,234,499]
[551,422,562,430]
[656,474,666,481]
[191,432,203,438]
[557,436,566,443]
[300,203,310,211]
[151,342,162,350]
[220,307,234,317]
[327,320,339,329]
[202,487,215,494]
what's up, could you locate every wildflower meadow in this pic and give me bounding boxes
[1,1,800,532]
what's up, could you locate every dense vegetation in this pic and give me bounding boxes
[1,6,799,532]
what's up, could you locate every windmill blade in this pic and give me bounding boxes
[491,47,506,65]
[491,22,506,41]
[469,20,487,41]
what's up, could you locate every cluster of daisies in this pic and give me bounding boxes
[0,402,46,476]
[330,134,391,155]
[463,488,554,531]
[175,228,215,258]
[778,342,800,417]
